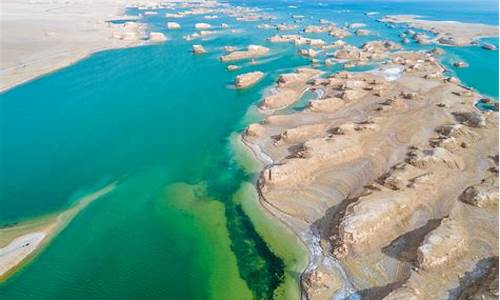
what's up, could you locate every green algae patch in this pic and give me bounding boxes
[161,182,253,300]
[234,183,308,300]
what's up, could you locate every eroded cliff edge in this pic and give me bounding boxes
[243,49,499,299]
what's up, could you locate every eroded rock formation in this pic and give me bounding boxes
[220,45,269,62]
[234,71,264,89]
[243,50,498,299]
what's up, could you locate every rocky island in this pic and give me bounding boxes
[234,71,264,89]
[220,45,270,62]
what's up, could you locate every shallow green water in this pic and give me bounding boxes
[0,21,308,298]
[1,0,498,299]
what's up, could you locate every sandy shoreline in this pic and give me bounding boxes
[242,99,359,299]
[0,0,150,92]
[242,133,360,299]
[238,69,359,296]
[0,0,259,92]
[239,135,315,298]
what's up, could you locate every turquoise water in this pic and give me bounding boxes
[0,29,307,300]
[1,0,498,299]
[441,37,499,98]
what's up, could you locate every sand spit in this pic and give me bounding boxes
[0,183,117,281]
[380,15,499,46]
[243,48,498,299]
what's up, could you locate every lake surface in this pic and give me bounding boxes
[1,0,498,299]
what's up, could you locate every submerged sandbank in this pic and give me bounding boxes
[160,182,254,300]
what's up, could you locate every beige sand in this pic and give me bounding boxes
[0,0,149,92]
[0,0,278,91]
[380,15,499,46]
[0,232,51,279]
[0,182,116,281]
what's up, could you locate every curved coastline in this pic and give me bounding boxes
[235,79,342,298]
[239,126,358,299]
[0,0,149,93]
[231,133,309,300]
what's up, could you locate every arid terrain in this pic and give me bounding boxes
[1,0,498,298]
[244,48,498,299]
